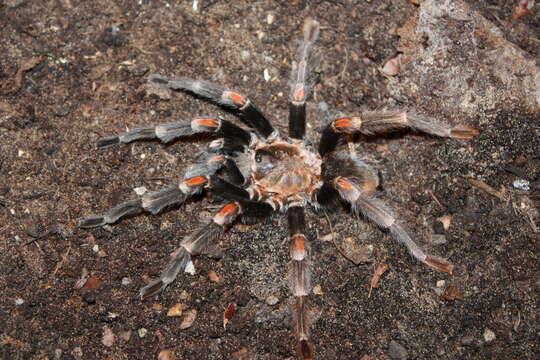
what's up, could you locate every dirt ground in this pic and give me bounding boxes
[1,1,539,359]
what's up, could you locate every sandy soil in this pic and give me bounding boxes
[1,1,538,359]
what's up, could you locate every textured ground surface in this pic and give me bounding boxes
[1,1,539,359]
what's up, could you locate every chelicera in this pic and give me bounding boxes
[80,18,478,359]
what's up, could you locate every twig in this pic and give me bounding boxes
[52,244,72,276]
[323,210,356,264]
[468,179,505,200]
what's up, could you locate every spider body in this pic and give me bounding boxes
[80,18,478,359]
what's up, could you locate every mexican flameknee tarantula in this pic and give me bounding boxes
[80,18,478,359]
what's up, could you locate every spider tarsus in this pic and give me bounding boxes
[303,17,320,43]
[139,279,166,298]
[79,199,143,228]
[78,216,106,228]
[140,248,192,298]
[97,135,120,148]
[148,73,169,85]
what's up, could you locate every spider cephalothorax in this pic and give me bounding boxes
[80,18,478,359]
[249,138,323,208]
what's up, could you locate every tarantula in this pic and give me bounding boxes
[80,19,478,359]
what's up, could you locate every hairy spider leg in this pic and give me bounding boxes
[333,176,453,274]
[287,206,314,360]
[319,111,479,155]
[97,117,251,148]
[78,176,207,228]
[79,150,245,228]
[140,185,273,297]
[288,18,321,140]
[148,74,276,138]
[139,202,241,298]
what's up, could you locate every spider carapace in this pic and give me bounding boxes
[251,139,322,205]
[80,18,478,359]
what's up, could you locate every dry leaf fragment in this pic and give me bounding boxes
[208,271,220,282]
[81,277,103,291]
[441,285,464,300]
[180,309,197,329]
[74,268,89,289]
[381,56,401,76]
[223,303,235,330]
[102,326,115,347]
[158,349,176,360]
[437,215,453,231]
[468,179,505,199]
[369,263,389,297]
[167,303,186,317]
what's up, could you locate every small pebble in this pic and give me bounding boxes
[263,69,271,82]
[134,186,147,196]
[101,26,123,48]
[102,326,115,347]
[138,328,148,338]
[312,284,324,295]
[184,260,196,275]
[483,328,496,342]
[382,57,400,76]
[436,280,446,288]
[388,340,408,360]
[121,277,131,285]
[83,292,96,305]
[180,309,197,329]
[92,244,99,253]
[14,298,24,305]
[167,303,186,317]
[432,221,445,234]
[266,295,279,305]
[158,349,176,360]
[438,215,452,230]
[513,179,530,191]
[267,13,275,25]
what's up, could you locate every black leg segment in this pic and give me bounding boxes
[289,103,306,139]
